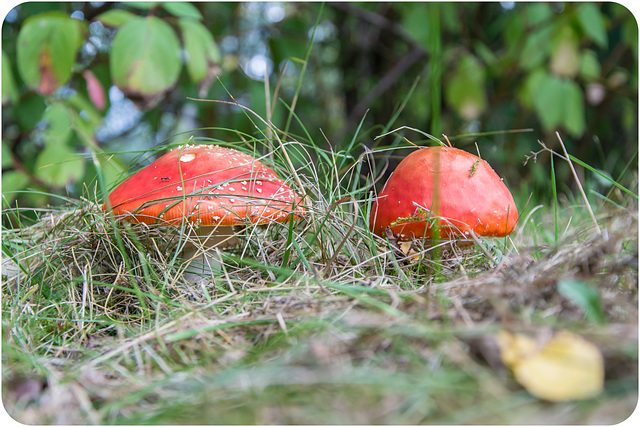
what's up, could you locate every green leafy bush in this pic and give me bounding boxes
[1,2,637,214]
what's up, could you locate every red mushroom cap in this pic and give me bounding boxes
[369,146,518,240]
[103,145,304,226]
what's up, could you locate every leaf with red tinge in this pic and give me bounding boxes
[16,12,84,96]
[38,48,57,95]
[83,70,106,110]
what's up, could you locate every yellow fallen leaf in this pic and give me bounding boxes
[399,242,422,260]
[495,330,538,368]
[399,242,413,254]
[496,330,604,402]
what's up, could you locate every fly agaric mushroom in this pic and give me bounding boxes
[369,146,517,241]
[104,144,305,279]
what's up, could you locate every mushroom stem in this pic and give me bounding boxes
[180,225,240,282]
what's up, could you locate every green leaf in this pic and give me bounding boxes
[95,9,138,27]
[67,93,102,128]
[533,73,585,136]
[520,25,553,70]
[557,279,606,324]
[621,13,638,60]
[534,74,564,130]
[2,50,18,104]
[504,13,525,52]
[13,94,46,131]
[579,49,601,81]
[550,28,580,78]
[178,18,221,83]
[576,3,608,48]
[16,12,83,95]
[162,2,202,20]
[473,41,498,66]
[519,68,547,109]
[127,2,158,10]
[43,102,73,147]
[64,93,103,148]
[31,101,87,185]
[563,80,586,137]
[110,16,182,98]
[2,170,30,202]
[439,2,462,33]
[34,143,85,187]
[2,140,14,168]
[400,5,431,52]
[445,54,487,120]
[527,3,553,26]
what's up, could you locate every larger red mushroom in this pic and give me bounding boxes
[369,146,518,241]
[104,144,305,279]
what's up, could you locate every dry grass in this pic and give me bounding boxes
[2,178,637,424]
[2,125,638,423]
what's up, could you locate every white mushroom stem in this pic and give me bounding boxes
[180,225,240,283]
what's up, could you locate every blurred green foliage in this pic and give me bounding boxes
[1,2,638,215]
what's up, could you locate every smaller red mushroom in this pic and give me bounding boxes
[104,144,305,279]
[369,145,518,241]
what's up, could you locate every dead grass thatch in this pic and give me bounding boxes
[2,187,637,424]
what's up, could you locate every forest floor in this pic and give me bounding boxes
[2,191,637,424]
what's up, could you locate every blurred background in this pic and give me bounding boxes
[2,2,638,220]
